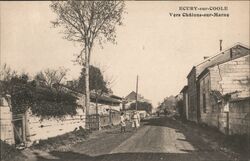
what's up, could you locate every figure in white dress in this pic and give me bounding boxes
[132,111,140,129]
[120,112,126,133]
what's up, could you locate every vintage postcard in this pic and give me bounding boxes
[0,1,249,161]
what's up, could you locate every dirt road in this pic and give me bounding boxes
[24,117,237,161]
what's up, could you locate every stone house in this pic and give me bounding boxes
[125,91,144,102]
[123,91,151,110]
[186,43,249,123]
[198,54,250,134]
[89,92,122,115]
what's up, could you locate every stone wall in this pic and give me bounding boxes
[99,112,121,128]
[0,97,15,145]
[200,112,228,134]
[110,112,121,126]
[89,102,121,115]
[199,73,211,114]
[200,112,218,127]
[27,108,85,144]
[229,99,250,135]
[200,98,249,135]
[183,92,189,120]
[187,68,198,122]
[100,115,110,127]
[210,55,250,98]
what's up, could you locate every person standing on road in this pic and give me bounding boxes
[132,111,140,130]
[120,112,126,133]
[136,111,141,127]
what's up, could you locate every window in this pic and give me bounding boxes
[203,93,206,113]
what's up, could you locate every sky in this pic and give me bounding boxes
[0,1,249,107]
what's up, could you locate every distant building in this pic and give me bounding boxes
[89,92,122,115]
[125,91,144,102]
[160,96,177,113]
[60,84,122,115]
[123,91,151,111]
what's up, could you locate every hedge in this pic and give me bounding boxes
[8,80,78,118]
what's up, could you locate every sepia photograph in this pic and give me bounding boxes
[0,1,249,161]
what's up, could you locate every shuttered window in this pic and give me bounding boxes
[203,93,206,113]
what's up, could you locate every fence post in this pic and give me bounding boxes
[97,114,100,130]
[226,111,229,135]
[109,106,112,126]
[87,115,91,130]
[22,114,26,144]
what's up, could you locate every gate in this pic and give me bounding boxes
[86,114,100,130]
[12,114,26,144]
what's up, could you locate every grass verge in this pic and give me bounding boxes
[0,140,27,161]
[30,127,90,152]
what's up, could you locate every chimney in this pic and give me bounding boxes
[203,56,209,60]
[219,40,223,51]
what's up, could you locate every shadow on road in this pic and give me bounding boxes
[33,151,231,161]
[105,130,133,134]
[141,117,234,159]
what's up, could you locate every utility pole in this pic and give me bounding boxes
[219,39,223,51]
[135,75,139,111]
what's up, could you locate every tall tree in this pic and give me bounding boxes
[79,65,108,116]
[50,1,125,118]
[78,65,108,94]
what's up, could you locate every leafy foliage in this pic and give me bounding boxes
[78,65,108,94]
[1,66,78,118]
[11,82,34,114]
[1,74,34,114]
[30,87,78,118]
[176,99,185,120]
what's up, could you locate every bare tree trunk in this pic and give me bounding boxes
[85,48,90,129]
[85,65,90,115]
[95,93,99,130]
[95,93,98,115]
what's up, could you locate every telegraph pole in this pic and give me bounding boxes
[135,75,139,111]
[219,39,223,51]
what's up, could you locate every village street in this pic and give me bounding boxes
[21,116,237,161]
[1,2,249,161]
